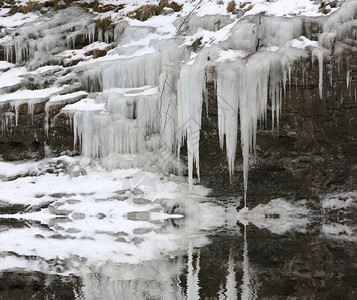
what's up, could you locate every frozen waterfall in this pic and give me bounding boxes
[1,1,356,205]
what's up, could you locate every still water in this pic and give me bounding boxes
[0,158,356,299]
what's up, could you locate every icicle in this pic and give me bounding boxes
[312,49,327,99]
[102,53,161,90]
[187,13,233,33]
[113,22,127,43]
[28,101,35,125]
[98,28,103,42]
[157,64,180,167]
[261,17,303,46]
[87,23,96,44]
[240,54,270,205]
[177,61,206,191]
[347,70,352,89]
[82,67,103,92]
[11,102,21,126]
[216,63,240,179]
[288,66,292,90]
[1,112,15,134]
[4,43,13,62]
[73,109,146,159]
[44,102,51,136]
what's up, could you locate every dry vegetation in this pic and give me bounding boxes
[7,0,124,15]
[226,0,236,12]
[94,16,113,32]
[131,0,183,22]
[81,0,124,13]
[9,0,40,15]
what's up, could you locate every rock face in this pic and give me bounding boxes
[0,49,356,203]
[0,101,76,160]
[0,2,356,205]
[198,50,357,205]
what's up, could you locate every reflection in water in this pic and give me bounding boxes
[218,251,238,300]
[187,241,200,300]
[241,225,253,300]
[76,260,185,300]
[0,158,356,300]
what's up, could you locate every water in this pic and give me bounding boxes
[0,158,356,299]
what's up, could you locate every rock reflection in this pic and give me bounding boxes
[76,259,186,300]
[1,185,356,299]
[218,251,238,300]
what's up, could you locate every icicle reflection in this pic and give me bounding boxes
[240,225,256,300]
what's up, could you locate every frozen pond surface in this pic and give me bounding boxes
[0,157,356,299]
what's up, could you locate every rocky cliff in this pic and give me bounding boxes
[0,0,356,205]
[199,49,357,206]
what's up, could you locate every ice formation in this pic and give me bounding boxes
[0,0,356,203]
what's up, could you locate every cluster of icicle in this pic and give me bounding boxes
[1,1,356,205]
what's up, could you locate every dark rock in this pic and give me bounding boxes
[197,50,357,206]
[0,272,80,300]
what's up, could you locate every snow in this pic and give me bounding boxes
[49,91,88,103]
[237,198,310,234]
[0,86,63,102]
[62,98,106,112]
[0,67,26,89]
[216,49,249,61]
[322,191,357,210]
[322,223,357,242]
[0,12,39,29]
[290,36,319,49]
[0,156,234,270]
[0,61,14,70]
[0,160,39,179]
[245,0,339,17]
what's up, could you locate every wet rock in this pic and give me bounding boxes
[115,237,127,243]
[95,230,128,237]
[133,228,152,234]
[0,203,29,214]
[48,205,72,216]
[114,190,127,195]
[71,212,85,220]
[133,198,152,205]
[0,272,80,300]
[232,8,245,17]
[65,228,81,233]
[48,217,72,226]
[198,51,357,206]
[132,188,144,196]
[49,233,74,239]
[125,211,151,221]
[0,218,27,228]
[66,199,81,205]
[96,213,106,219]
[132,237,144,245]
